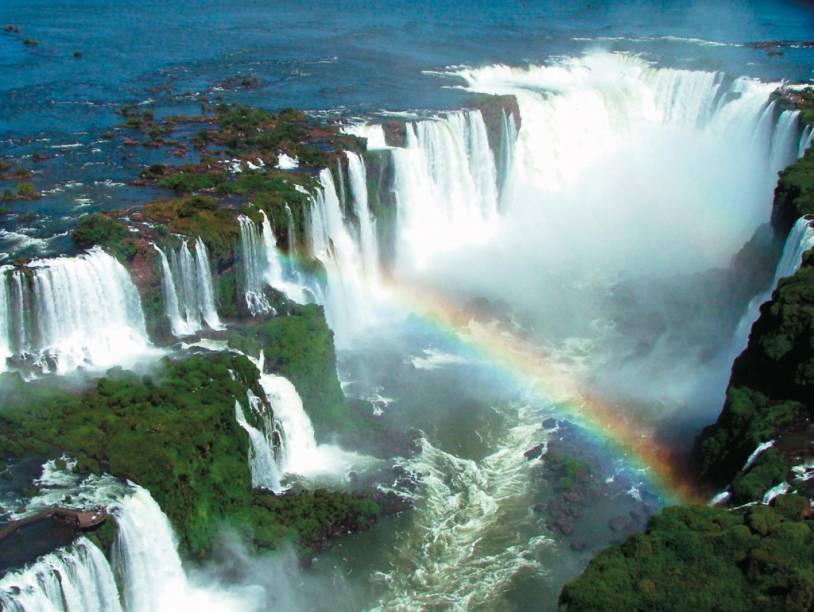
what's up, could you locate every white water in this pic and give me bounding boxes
[800,124,813,158]
[497,109,518,209]
[112,486,255,612]
[238,214,309,314]
[307,169,378,344]
[0,537,123,612]
[346,152,381,285]
[234,396,284,493]
[743,439,775,471]
[390,110,499,271]
[761,481,791,505]
[371,406,550,611]
[429,53,803,280]
[154,239,222,336]
[731,216,814,360]
[255,365,366,479]
[0,247,154,374]
[342,124,390,150]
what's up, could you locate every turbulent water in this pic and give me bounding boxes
[0,247,153,374]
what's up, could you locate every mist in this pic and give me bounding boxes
[387,53,802,433]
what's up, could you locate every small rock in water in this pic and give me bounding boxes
[524,443,544,461]
[608,515,635,533]
[542,417,558,429]
[569,538,588,552]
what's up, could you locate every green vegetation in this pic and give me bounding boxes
[772,146,814,235]
[0,353,379,558]
[71,213,129,249]
[143,195,239,254]
[15,182,40,200]
[559,502,814,611]
[696,387,807,493]
[229,304,355,440]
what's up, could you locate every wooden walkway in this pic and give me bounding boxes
[0,508,107,542]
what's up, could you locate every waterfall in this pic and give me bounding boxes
[497,109,517,209]
[238,213,308,314]
[390,110,499,271]
[154,239,222,336]
[0,265,12,363]
[154,245,186,335]
[231,350,365,482]
[234,395,284,493]
[800,124,813,158]
[194,238,222,330]
[346,152,381,284]
[111,485,249,612]
[0,537,123,612]
[238,215,274,316]
[343,123,390,150]
[307,169,374,343]
[769,110,802,174]
[730,216,814,360]
[284,204,297,254]
[341,52,804,285]
[0,247,152,374]
[257,363,366,478]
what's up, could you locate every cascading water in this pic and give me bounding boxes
[237,214,309,314]
[111,485,251,612]
[256,366,365,477]
[433,53,805,279]
[730,216,814,358]
[346,152,381,285]
[0,247,152,374]
[307,169,376,344]
[800,124,814,158]
[234,393,284,493]
[238,215,273,316]
[154,238,222,336]
[0,478,253,612]
[0,537,123,612]
[497,109,518,209]
[390,110,500,271]
[236,350,365,482]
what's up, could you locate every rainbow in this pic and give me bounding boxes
[382,277,704,505]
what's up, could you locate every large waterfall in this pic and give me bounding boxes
[0,247,152,374]
[390,110,500,271]
[0,483,251,612]
[0,537,122,612]
[154,238,222,337]
[306,168,377,344]
[434,54,804,279]
[111,486,249,612]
